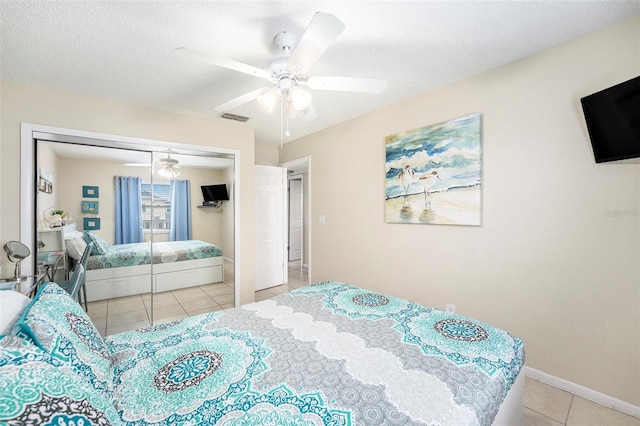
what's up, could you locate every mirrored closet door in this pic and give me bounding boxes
[35,139,235,336]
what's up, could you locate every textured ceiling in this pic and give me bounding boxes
[2,1,638,145]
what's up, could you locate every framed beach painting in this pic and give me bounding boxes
[385,113,482,225]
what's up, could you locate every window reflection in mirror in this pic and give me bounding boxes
[35,140,235,336]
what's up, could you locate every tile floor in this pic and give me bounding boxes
[88,261,637,425]
[254,259,309,302]
[88,259,307,336]
[524,377,639,425]
[88,260,238,336]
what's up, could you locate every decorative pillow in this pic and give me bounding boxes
[0,291,31,335]
[64,230,85,240]
[0,334,62,367]
[14,283,113,398]
[0,335,120,425]
[66,236,88,260]
[83,231,108,255]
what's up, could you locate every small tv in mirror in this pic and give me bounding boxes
[201,184,229,205]
[581,76,640,163]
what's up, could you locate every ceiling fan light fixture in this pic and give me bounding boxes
[289,86,312,111]
[257,89,280,113]
[157,166,181,178]
[184,11,385,136]
[287,105,305,119]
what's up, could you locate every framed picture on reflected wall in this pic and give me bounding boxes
[81,201,99,214]
[83,218,101,231]
[38,169,53,194]
[82,186,99,198]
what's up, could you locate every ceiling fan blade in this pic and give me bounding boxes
[302,105,318,122]
[288,12,345,74]
[214,88,266,112]
[307,76,387,94]
[175,47,270,80]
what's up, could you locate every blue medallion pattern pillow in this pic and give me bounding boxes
[0,335,121,425]
[83,231,109,255]
[14,283,113,399]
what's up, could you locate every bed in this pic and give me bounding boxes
[65,234,224,302]
[1,280,525,425]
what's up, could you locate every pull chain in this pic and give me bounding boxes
[280,93,284,149]
[286,111,291,138]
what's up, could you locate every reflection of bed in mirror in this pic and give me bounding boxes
[68,239,223,302]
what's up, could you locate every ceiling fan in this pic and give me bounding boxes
[176,12,387,123]
[125,150,183,178]
[156,152,181,178]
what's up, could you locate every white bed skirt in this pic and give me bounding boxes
[492,367,524,425]
[85,257,224,302]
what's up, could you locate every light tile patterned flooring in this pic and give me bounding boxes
[88,259,308,337]
[88,260,238,336]
[88,261,637,425]
[524,377,639,425]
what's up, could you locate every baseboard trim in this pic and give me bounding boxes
[525,367,640,419]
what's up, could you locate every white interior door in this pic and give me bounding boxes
[255,165,287,291]
[288,178,303,261]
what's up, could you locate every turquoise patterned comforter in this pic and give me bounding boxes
[1,281,524,426]
[86,240,222,270]
[106,281,524,425]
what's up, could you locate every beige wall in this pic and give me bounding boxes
[0,82,255,304]
[36,142,60,224]
[255,141,280,166]
[281,17,640,406]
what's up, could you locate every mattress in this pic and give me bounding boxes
[86,239,222,271]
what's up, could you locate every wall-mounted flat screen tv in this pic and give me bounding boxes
[581,76,640,163]
[201,184,229,202]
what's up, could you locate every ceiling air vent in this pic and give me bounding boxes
[219,112,250,122]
